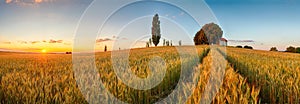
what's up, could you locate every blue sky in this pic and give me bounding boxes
[206,0,300,50]
[0,0,299,52]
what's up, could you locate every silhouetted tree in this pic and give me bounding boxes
[149,38,152,46]
[286,46,296,53]
[152,14,161,46]
[104,45,107,52]
[66,52,72,54]
[163,39,166,46]
[166,41,169,46]
[146,42,150,48]
[270,47,278,51]
[244,45,253,49]
[179,40,182,46]
[195,23,223,44]
[194,29,209,45]
[236,45,243,48]
[170,40,172,46]
[296,47,300,53]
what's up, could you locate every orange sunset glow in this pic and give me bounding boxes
[0,40,73,53]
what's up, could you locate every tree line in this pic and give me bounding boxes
[270,46,300,53]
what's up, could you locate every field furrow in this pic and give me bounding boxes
[188,47,260,104]
[223,47,300,103]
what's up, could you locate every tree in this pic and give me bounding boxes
[296,47,300,53]
[104,45,107,52]
[66,52,72,54]
[270,47,278,51]
[179,40,182,46]
[244,45,253,49]
[286,46,296,53]
[170,40,173,46]
[195,23,223,44]
[146,42,150,48]
[236,45,243,48]
[149,38,152,46]
[166,41,169,46]
[152,14,161,46]
[194,29,209,45]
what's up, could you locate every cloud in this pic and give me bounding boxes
[30,41,40,44]
[96,38,112,43]
[18,41,28,44]
[2,42,12,44]
[9,39,64,44]
[5,0,12,3]
[228,40,255,42]
[49,39,63,43]
[5,0,59,6]
[112,36,120,39]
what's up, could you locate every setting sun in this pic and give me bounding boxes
[41,49,47,53]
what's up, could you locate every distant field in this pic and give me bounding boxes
[0,46,299,103]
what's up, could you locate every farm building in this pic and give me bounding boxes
[219,38,228,46]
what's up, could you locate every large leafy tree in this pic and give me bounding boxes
[152,14,161,46]
[194,29,209,45]
[270,47,278,51]
[196,23,223,44]
[286,46,296,53]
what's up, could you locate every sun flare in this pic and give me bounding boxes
[41,49,47,53]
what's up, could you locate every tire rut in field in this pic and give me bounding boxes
[193,48,261,104]
[216,48,262,103]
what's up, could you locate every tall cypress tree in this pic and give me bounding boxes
[152,14,161,46]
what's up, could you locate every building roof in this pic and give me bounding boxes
[220,38,228,42]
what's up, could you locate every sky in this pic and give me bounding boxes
[206,0,300,51]
[0,0,299,52]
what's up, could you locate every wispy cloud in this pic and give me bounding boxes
[2,42,12,44]
[96,38,112,43]
[228,40,255,42]
[5,0,59,6]
[49,39,63,43]
[112,35,120,39]
[14,39,64,44]
[5,0,12,3]
[30,41,40,44]
[18,41,28,44]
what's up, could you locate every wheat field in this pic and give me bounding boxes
[0,46,299,103]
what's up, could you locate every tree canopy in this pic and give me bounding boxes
[270,47,278,51]
[193,29,209,45]
[194,23,223,45]
[286,46,296,53]
[244,45,253,49]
